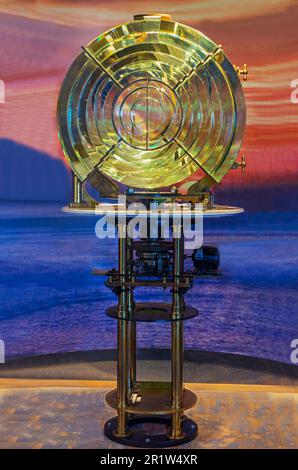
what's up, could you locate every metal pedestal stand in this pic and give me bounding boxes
[104,223,198,448]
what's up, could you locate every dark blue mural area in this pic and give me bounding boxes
[0,202,297,364]
[0,139,71,202]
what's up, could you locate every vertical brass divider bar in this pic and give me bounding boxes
[170,224,185,439]
[72,172,83,205]
[127,236,136,392]
[115,223,130,437]
[81,46,123,90]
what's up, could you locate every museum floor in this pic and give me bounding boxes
[0,354,297,449]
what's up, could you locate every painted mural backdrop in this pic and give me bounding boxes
[0,0,297,205]
[0,2,297,363]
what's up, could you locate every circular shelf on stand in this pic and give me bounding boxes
[106,303,199,322]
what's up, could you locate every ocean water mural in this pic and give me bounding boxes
[0,203,297,364]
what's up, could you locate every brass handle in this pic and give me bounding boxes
[240,155,246,173]
[234,64,248,81]
[134,13,172,21]
[232,155,246,173]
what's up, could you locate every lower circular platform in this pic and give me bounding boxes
[104,415,198,448]
[105,384,197,415]
[106,303,199,322]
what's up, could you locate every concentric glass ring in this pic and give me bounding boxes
[57,17,246,189]
[112,79,183,151]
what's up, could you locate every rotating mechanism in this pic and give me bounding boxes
[57,13,246,202]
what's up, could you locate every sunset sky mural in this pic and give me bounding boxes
[0,0,297,197]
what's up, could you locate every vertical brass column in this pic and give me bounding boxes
[170,224,184,439]
[127,236,136,391]
[115,223,130,437]
[72,172,83,205]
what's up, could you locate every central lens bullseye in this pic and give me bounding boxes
[130,97,164,133]
[112,79,182,151]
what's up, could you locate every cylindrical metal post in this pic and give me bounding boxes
[170,320,184,438]
[127,236,136,391]
[172,225,184,318]
[128,321,136,391]
[115,223,130,437]
[170,224,184,439]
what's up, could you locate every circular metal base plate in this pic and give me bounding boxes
[106,303,199,322]
[62,204,244,218]
[104,415,198,448]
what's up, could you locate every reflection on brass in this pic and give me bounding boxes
[57,14,246,194]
